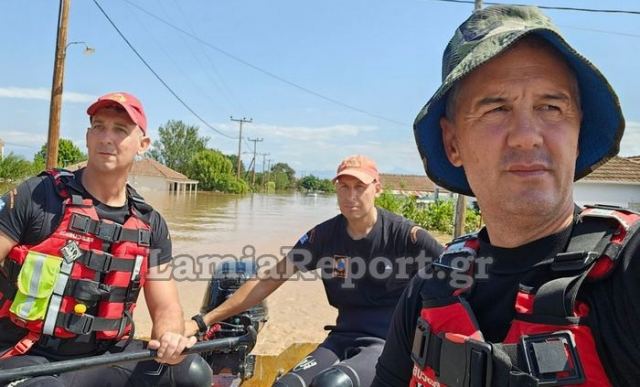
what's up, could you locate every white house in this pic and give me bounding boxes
[67,158,198,192]
[574,156,640,211]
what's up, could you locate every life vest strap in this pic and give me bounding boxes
[0,331,40,359]
[410,316,575,387]
[62,313,128,336]
[69,213,151,246]
[77,248,137,273]
[68,279,128,303]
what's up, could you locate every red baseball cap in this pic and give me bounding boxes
[333,155,380,184]
[87,92,147,135]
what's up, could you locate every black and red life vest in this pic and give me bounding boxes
[410,206,640,387]
[0,169,153,358]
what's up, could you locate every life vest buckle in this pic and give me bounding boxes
[137,229,151,246]
[96,222,122,243]
[66,313,95,335]
[86,250,114,272]
[439,336,493,387]
[69,213,91,233]
[551,251,599,272]
[410,317,431,368]
[520,330,585,386]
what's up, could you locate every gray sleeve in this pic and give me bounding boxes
[0,177,43,243]
[148,211,172,267]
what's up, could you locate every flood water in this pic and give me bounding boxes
[142,191,340,260]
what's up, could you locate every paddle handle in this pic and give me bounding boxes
[0,330,256,383]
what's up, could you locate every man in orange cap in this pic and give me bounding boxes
[0,92,211,386]
[186,155,443,386]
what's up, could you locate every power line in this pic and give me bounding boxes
[168,0,245,113]
[558,24,640,39]
[93,0,238,140]
[121,0,409,127]
[428,0,640,15]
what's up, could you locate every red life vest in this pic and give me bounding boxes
[0,169,153,358]
[409,206,640,387]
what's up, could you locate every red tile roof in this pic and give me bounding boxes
[581,156,640,184]
[66,158,194,182]
[379,174,448,193]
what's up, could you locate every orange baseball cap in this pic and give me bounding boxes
[333,155,380,184]
[87,92,147,135]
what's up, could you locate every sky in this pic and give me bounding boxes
[1,0,639,178]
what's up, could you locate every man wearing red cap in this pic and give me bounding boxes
[0,92,211,386]
[185,155,443,386]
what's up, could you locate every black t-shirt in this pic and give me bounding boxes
[287,207,443,338]
[372,223,640,387]
[0,169,172,267]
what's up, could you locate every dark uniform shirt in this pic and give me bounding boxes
[372,223,640,387]
[0,169,172,357]
[287,207,443,339]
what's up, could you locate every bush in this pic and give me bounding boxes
[375,193,481,235]
[0,153,35,181]
[185,149,248,194]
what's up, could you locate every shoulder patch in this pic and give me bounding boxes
[410,225,425,244]
[298,228,316,245]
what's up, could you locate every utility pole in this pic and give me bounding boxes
[230,116,252,179]
[46,0,71,169]
[258,152,270,188]
[266,159,273,188]
[247,137,263,186]
[260,153,270,173]
[474,0,482,11]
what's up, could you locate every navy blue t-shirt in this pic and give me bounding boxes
[287,207,443,338]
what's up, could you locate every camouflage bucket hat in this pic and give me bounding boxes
[414,5,625,196]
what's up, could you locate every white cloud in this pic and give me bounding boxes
[213,121,422,176]
[620,121,640,156]
[0,87,95,103]
[0,131,47,150]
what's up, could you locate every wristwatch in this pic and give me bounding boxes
[191,313,208,333]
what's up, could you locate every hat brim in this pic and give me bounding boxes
[414,29,625,196]
[87,100,147,134]
[333,170,376,184]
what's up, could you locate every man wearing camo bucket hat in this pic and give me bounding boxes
[372,5,640,387]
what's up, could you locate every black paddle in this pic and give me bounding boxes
[0,328,256,383]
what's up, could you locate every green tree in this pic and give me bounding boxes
[297,175,335,193]
[0,153,34,180]
[298,175,321,191]
[270,162,295,190]
[225,154,246,177]
[148,120,208,175]
[185,149,248,194]
[34,138,86,168]
[317,178,335,193]
[271,163,295,181]
[272,172,290,191]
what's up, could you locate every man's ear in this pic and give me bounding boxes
[138,131,151,155]
[373,181,382,197]
[440,117,462,167]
